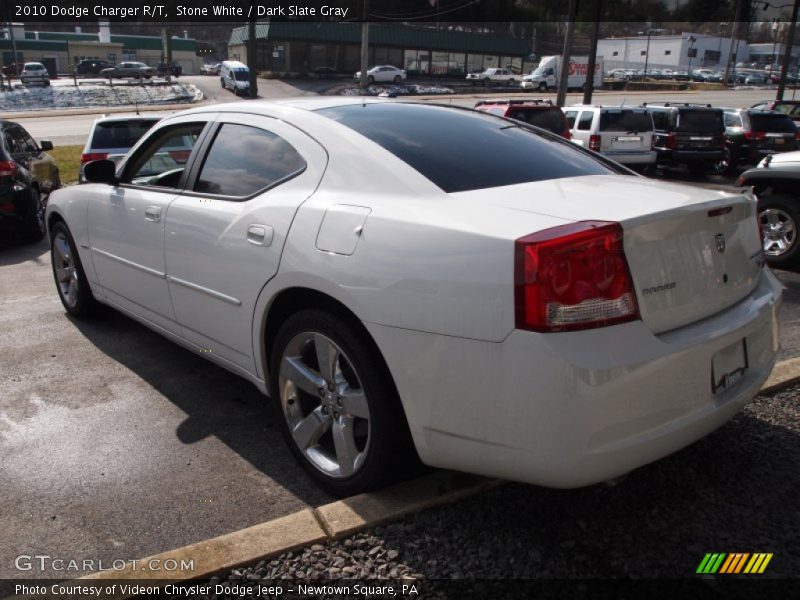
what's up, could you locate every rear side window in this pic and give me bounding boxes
[724,113,742,127]
[749,114,797,133]
[649,110,669,130]
[677,110,724,132]
[90,120,157,150]
[317,103,618,193]
[600,110,653,132]
[194,123,306,197]
[577,111,594,131]
[564,110,578,128]
[507,108,566,134]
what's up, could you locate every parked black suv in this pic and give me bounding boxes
[75,59,112,76]
[0,121,60,243]
[643,103,725,175]
[718,108,798,173]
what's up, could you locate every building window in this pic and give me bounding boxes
[665,50,671,55]
[612,51,619,56]
[640,50,647,56]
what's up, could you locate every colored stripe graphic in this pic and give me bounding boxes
[699,552,774,575]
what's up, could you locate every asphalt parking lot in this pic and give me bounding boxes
[3,217,800,581]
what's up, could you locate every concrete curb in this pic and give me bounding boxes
[70,358,800,593]
[75,471,498,593]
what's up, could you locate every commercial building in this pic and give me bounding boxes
[598,33,748,72]
[0,23,200,75]
[227,21,532,76]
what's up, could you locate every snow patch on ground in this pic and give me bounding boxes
[340,83,454,96]
[0,83,203,112]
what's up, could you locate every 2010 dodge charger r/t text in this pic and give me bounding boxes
[45,99,782,496]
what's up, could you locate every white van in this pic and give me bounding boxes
[220,60,251,96]
[562,104,656,167]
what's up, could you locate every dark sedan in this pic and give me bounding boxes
[0,121,60,244]
[100,62,155,79]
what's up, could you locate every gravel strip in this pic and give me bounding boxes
[173,385,800,597]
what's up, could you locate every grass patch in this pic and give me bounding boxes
[48,144,82,186]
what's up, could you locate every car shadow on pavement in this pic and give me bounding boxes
[0,237,48,266]
[356,392,799,579]
[68,306,334,508]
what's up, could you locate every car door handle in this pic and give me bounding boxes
[144,206,162,222]
[247,224,273,247]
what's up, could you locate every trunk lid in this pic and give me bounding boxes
[487,175,764,334]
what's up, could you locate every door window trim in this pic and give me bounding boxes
[179,121,308,203]
[117,120,214,194]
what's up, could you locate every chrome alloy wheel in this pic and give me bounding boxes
[278,332,371,478]
[53,232,79,308]
[761,208,797,257]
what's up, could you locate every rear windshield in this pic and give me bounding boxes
[90,120,158,150]
[677,110,724,132]
[507,107,566,134]
[599,110,653,132]
[750,113,798,132]
[316,103,619,193]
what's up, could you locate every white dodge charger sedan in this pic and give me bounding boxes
[46,99,782,496]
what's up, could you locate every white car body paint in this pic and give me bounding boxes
[47,98,782,488]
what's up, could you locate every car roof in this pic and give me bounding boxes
[91,115,162,125]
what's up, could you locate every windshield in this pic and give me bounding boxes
[507,108,565,134]
[233,70,249,81]
[599,111,653,132]
[677,110,724,132]
[90,120,158,150]
[317,103,619,193]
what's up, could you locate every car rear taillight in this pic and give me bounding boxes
[0,160,16,178]
[81,152,108,164]
[588,134,601,152]
[515,221,640,332]
[665,132,677,149]
[744,131,766,140]
[0,202,15,212]
[795,132,800,141]
[168,150,192,163]
[562,129,571,140]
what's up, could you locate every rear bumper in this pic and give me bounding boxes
[368,269,782,488]
[603,150,657,165]
[657,149,724,163]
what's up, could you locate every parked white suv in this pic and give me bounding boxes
[563,105,656,167]
[466,68,519,86]
[20,62,50,86]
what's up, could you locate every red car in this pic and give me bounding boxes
[474,99,571,139]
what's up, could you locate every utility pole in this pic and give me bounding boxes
[583,1,603,104]
[247,6,258,98]
[556,0,578,107]
[776,0,800,100]
[723,0,742,87]
[360,0,370,89]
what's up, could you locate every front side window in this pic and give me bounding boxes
[124,123,205,188]
[193,123,306,198]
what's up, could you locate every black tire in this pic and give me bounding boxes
[538,81,547,92]
[642,163,658,178]
[714,146,737,175]
[393,75,401,83]
[21,187,45,243]
[269,309,416,496]
[507,78,515,86]
[220,77,225,89]
[367,75,374,85]
[758,195,800,269]
[50,221,98,318]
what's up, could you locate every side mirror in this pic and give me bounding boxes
[40,140,53,151]
[83,159,117,184]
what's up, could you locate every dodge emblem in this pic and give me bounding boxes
[715,233,726,253]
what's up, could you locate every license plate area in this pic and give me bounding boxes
[712,339,749,394]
